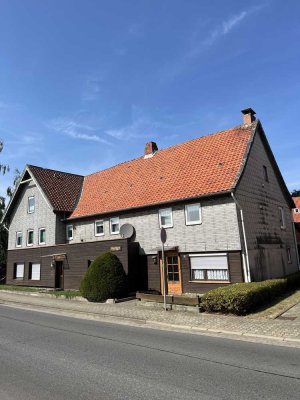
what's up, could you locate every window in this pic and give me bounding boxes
[287,248,292,264]
[14,263,24,279]
[29,263,41,280]
[39,228,46,245]
[278,207,286,229]
[190,254,229,281]
[66,225,73,241]
[167,256,179,282]
[28,196,35,213]
[159,208,173,228]
[16,232,22,247]
[27,230,34,246]
[110,217,120,234]
[263,165,269,182]
[294,208,300,214]
[185,203,201,225]
[87,260,94,268]
[95,220,104,236]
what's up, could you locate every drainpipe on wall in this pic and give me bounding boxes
[231,192,251,282]
[291,221,300,270]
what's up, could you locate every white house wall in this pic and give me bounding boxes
[8,182,57,250]
[69,197,241,254]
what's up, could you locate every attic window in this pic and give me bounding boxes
[294,208,300,214]
[263,165,269,182]
[28,196,35,213]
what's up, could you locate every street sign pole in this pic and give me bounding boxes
[160,228,167,311]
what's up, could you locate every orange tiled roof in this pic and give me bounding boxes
[292,197,300,223]
[70,123,254,219]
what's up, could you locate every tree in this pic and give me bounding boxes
[291,189,300,197]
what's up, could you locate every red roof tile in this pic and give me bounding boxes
[292,197,300,223]
[28,166,83,212]
[70,124,254,219]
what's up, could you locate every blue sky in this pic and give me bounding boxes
[0,0,300,197]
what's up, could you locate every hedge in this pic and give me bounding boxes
[80,252,128,302]
[200,271,300,315]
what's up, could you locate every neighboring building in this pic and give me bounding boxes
[292,196,300,260]
[2,108,299,294]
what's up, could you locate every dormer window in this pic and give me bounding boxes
[28,196,35,213]
[294,208,300,214]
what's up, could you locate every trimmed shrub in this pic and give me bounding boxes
[200,279,287,315]
[80,252,128,302]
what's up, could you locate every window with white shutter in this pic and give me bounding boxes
[190,254,229,281]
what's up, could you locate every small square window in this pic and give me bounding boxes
[16,232,22,247]
[159,208,173,228]
[294,208,299,214]
[39,228,46,245]
[27,230,34,246]
[185,203,201,225]
[95,220,104,236]
[110,217,120,234]
[28,196,35,213]
[66,225,73,241]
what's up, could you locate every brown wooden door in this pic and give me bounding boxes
[55,261,64,289]
[160,252,182,295]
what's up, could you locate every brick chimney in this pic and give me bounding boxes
[144,141,158,158]
[241,108,256,125]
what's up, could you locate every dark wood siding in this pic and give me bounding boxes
[147,251,243,295]
[6,239,138,290]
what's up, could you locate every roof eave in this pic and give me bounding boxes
[66,189,233,221]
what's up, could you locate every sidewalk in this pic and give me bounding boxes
[0,290,300,346]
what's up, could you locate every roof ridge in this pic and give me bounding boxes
[28,164,84,177]
[86,123,250,178]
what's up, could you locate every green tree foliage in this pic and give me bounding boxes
[291,189,300,197]
[80,252,128,302]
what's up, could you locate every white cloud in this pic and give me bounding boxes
[49,118,111,145]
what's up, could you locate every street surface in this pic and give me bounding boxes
[0,304,299,400]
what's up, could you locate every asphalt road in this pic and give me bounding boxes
[0,305,299,400]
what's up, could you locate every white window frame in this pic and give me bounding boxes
[279,206,286,229]
[30,263,41,280]
[189,253,229,282]
[66,225,73,241]
[95,220,104,237]
[27,229,34,246]
[15,263,24,279]
[38,228,46,245]
[110,217,120,235]
[159,208,173,228]
[28,196,35,214]
[16,231,22,248]
[185,203,202,225]
[294,208,299,214]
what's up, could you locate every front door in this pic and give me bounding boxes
[55,261,64,289]
[160,252,182,295]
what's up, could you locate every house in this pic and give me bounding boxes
[2,108,299,294]
[292,196,300,260]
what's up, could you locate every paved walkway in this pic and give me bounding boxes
[0,290,300,345]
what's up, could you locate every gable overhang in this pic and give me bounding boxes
[1,165,54,225]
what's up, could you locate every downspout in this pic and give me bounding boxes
[231,192,251,282]
[291,220,300,270]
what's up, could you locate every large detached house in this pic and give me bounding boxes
[2,109,299,294]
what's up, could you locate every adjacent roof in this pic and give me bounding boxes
[28,166,84,212]
[292,197,300,223]
[70,123,254,219]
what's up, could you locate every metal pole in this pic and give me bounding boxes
[161,242,167,311]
